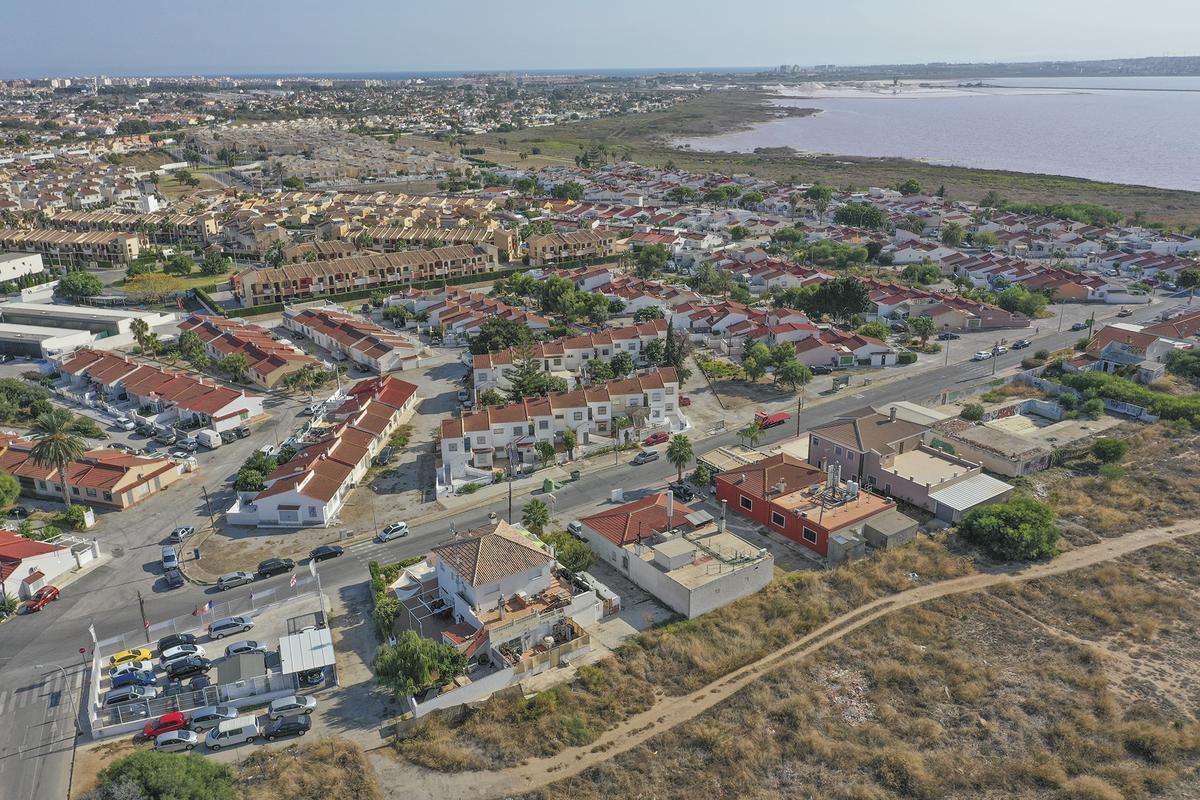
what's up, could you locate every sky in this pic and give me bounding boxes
[2,0,1198,77]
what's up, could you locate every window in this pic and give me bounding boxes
[771,510,786,528]
[539,420,550,430]
[37,480,46,490]
[847,451,855,461]
[597,406,607,416]
[448,443,458,452]
[573,412,583,421]
[475,435,486,444]
[103,491,113,502]
[739,495,753,511]
[309,506,319,518]
[834,446,842,456]
[71,487,80,496]
[492,427,504,434]
[512,426,523,435]
[802,527,818,544]
[86,488,97,497]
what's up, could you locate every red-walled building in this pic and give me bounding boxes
[715,453,899,559]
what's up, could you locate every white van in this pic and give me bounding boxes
[196,430,222,449]
[204,715,258,750]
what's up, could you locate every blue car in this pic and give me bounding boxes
[111,670,157,689]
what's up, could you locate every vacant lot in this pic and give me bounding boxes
[524,534,1200,800]
[394,537,973,770]
[236,737,382,800]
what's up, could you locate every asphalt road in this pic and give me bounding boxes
[0,298,1161,799]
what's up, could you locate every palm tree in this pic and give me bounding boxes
[522,499,550,534]
[666,434,694,482]
[130,318,149,352]
[30,409,87,508]
[738,420,765,448]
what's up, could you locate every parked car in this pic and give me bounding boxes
[1116,307,1133,318]
[153,429,177,445]
[972,351,993,361]
[109,648,154,668]
[156,633,197,656]
[1070,321,1089,331]
[810,365,833,375]
[205,715,259,750]
[1011,339,1032,350]
[159,644,206,666]
[224,640,267,658]
[219,430,237,444]
[168,448,193,460]
[374,446,395,466]
[8,505,31,518]
[216,571,254,591]
[189,675,211,691]
[256,558,295,578]
[208,615,254,639]
[110,660,154,680]
[937,331,961,340]
[168,526,195,543]
[566,520,584,539]
[642,431,669,446]
[154,729,200,752]
[263,715,312,741]
[188,705,239,732]
[994,345,1009,355]
[309,545,344,561]
[103,685,158,707]
[111,669,157,689]
[114,417,136,431]
[143,712,188,739]
[632,450,660,465]
[108,442,134,452]
[267,695,317,719]
[375,522,408,542]
[889,321,908,332]
[456,389,470,403]
[26,585,59,611]
[669,483,697,502]
[160,545,179,570]
[678,395,692,406]
[235,427,251,439]
[165,656,212,681]
[163,568,185,589]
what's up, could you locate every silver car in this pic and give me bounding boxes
[208,615,254,639]
[216,572,254,591]
[188,705,239,732]
[154,729,199,752]
[223,640,267,658]
[267,694,317,719]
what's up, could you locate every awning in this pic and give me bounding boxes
[928,474,1012,513]
[278,627,335,675]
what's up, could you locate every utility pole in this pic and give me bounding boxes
[136,591,149,643]
[201,485,216,530]
[795,390,804,437]
[37,664,80,735]
[1057,302,1066,332]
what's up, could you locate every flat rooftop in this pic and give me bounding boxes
[773,485,895,532]
[0,322,92,342]
[698,444,768,473]
[639,526,770,590]
[887,448,974,487]
[0,301,170,323]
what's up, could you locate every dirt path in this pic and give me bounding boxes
[372,522,1199,800]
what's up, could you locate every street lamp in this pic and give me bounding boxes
[36,663,81,735]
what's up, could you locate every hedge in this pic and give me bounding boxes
[1056,370,1200,420]
[897,352,918,365]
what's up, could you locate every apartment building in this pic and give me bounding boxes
[0,253,45,283]
[362,225,516,256]
[440,368,683,481]
[0,228,140,266]
[46,210,220,246]
[471,319,667,391]
[283,305,420,372]
[526,228,619,266]
[177,314,325,389]
[230,375,418,527]
[392,288,549,341]
[57,349,264,433]
[234,244,499,306]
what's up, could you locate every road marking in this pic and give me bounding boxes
[0,690,7,715]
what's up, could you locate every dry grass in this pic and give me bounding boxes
[235,737,382,800]
[525,537,1200,800]
[1032,422,1200,540]
[394,537,972,770]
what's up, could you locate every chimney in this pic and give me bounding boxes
[666,491,674,530]
[889,406,897,423]
[719,499,727,533]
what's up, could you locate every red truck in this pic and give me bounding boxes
[754,410,791,429]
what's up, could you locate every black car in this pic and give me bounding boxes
[669,483,697,502]
[165,656,212,680]
[163,568,185,589]
[156,633,198,657]
[1011,339,1032,350]
[309,545,344,562]
[8,505,31,518]
[257,558,296,578]
[264,714,312,741]
[937,331,961,340]
[234,427,251,439]
[810,365,833,375]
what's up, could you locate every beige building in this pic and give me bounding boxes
[527,228,619,266]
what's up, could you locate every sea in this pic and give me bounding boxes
[677,77,1200,192]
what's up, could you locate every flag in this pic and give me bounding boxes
[289,574,297,588]
[87,623,96,643]
[144,620,150,631]
[202,600,213,614]
[308,560,317,578]
[191,605,199,617]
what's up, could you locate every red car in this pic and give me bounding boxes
[679,395,692,407]
[143,712,187,739]
[642,431,670,446]
[26,585,59,611]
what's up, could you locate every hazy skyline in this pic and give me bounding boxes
[2,0,1198,78]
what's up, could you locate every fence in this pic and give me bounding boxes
[92,671,299,733]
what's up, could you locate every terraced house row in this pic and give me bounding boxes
[44,209,220,246]
[440,367,684,482]
[0,228,141,266]
[283,305,420,372]
[177,313,325,389]
[233,243,499,306]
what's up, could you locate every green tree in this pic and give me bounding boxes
[478,388,507,407]
[89,750,235,800]
[940,221,965,247]
[610,351,634,378]
[219,353,249,383]
[742,355,767,383]
[691,464,711,486]
[130,318,150,353]
[908,315,936,346]
[587,358,614,383]
[774,359,812,391]
[534,441,556,468]
[199,252,232,276]
[974,231,1000,249]
[1080,397,1105,418]
[1090,437,1128,463]
[666,434,694,482]
[162,254,193,276]
[897,178,922,196]
[996,285,1048,316]
[29,408,87,508]
[857,322,892,340]
[729,224,750,241]
[540,530,594,573]
[264,240,286,268]
[642,338,665,366]
[374,631,466,700]
[550,181,584,201]
[804,184,833,220]
[730,284,753,304]
[812,276,872,324]
[959,496,1059,561]
[634,244,670,278]
[382,304,410,325]
[901,261,941,285]
[233,468,265,492]
[0,471,20,508]
[833,203,887,230]
[633,306,665,323]
[560,429,578,459]
[738,420,765,448]
[522,498,551,533]
[469,316,534,355]
[282,175,305,190]
[960,403,984,421]
[56,271,103,300]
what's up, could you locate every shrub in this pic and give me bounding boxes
[458,482,479,494]
[374,631,466,700]
[1034,349,1050,361]
[1090,437,1128,463]
[1080,397,1105,418]
[897,352,918,365]
[958,496,1059,561]
[90,750,235,800]
[0,471,19,507]
[540,531,595,573]
[960,403,984,421]
[55,504,88,531]
[1098,463,1125,481]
